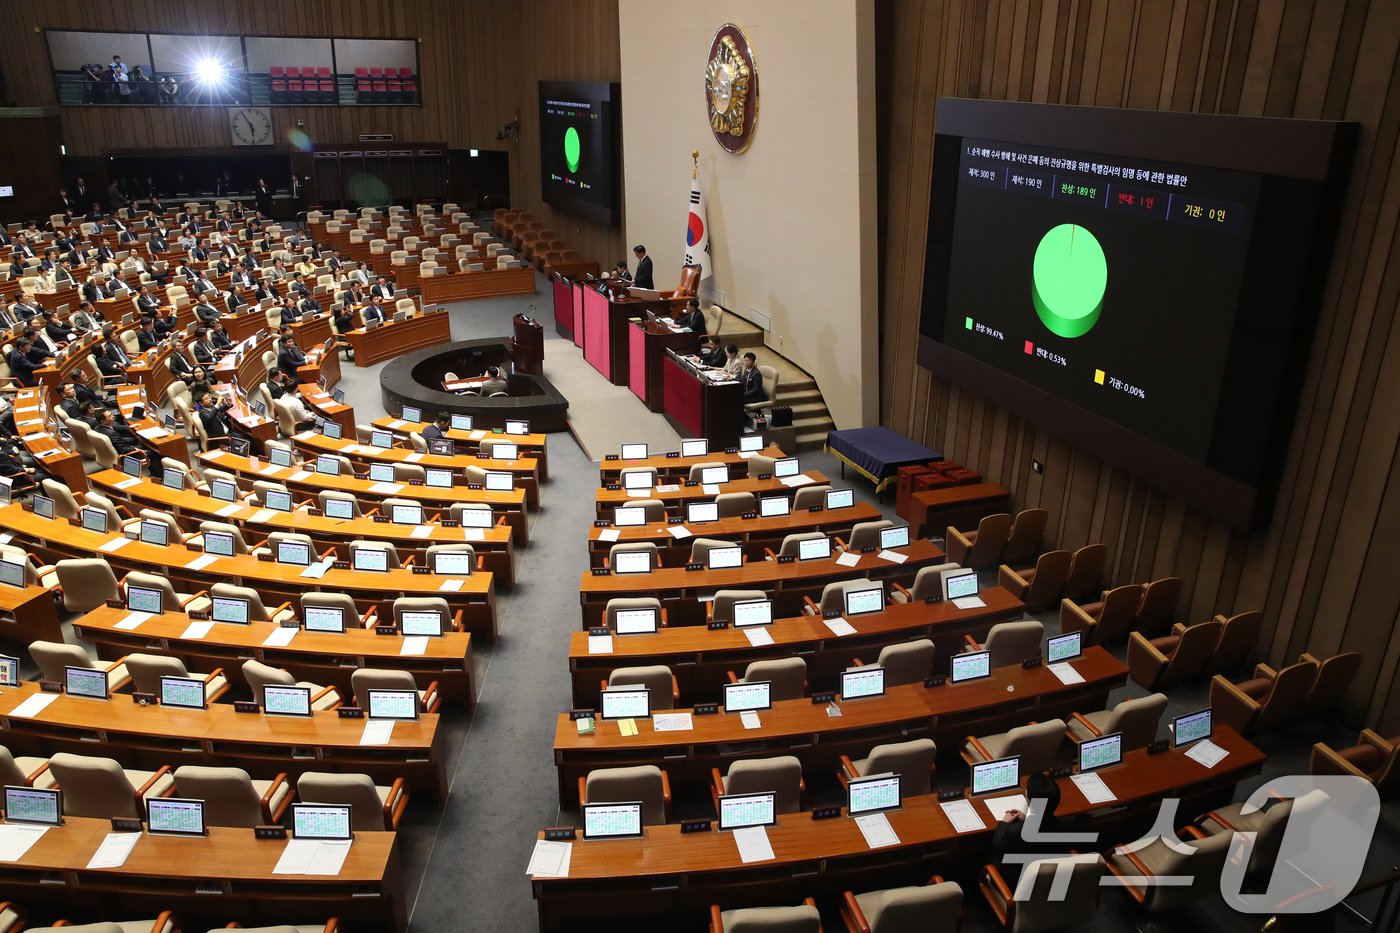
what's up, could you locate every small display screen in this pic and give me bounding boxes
[718,792,776,831]
[581,802,642,839]
[613,608,658,635]
[211,595,249,624]
[700,466,729,485]
[620,443,648,460]
[0,654,18,687]
[264,490,293,512]
[367,689,419,720]
[425,468,453,488]
[505,420,529,435]
[1079,732,1123,772]
[316,456,341,476]
[204,531,235,556]
[491,443,518,461]
[622,471,653,490]
[370,431,394,448]
[681,439,708,457]
[731,599,772,629]
[485,471,513,491]
[303,605,346,633]
[428,438,455,456]
[951,651,992,683]
[162,469,186,491]
[65,666,108,699]
[686,502,718,524]
[322,421,343,440]
[758,497,789,518]
[848,774,902,815]
[613,551,651,575]
[263,684,313,715]
[600,687,650,720]
[276,540,311,565]
[840,666,886,700]
[739,434,764,452]
[707,546,742,570]
[292,803,353,840]
[323,497,354,519]
[613,507,645,527]
[211,479,238,502]
[402,406,422,423]
[353,548,389,572]
[147,797,206,835]
[798,537,832,561]
[270,446,294,467]
[121,455,142,477]
[3,785,61,825]
[0,560,25,589]
[401,610,444,637]
[844,585,884,617]
[1046,632,1082,663]
[880,526,911,550]
[723,681,771,713]
[944,570,980,600]
[391,504,423,525]
[126,585,163,615]
[971,756,1021,796]
[139,521,169,547]
[431,551,474,576]
[160,675,206,709]
[825,488,855,510]
[773,458,799,478]
[458,508,493,528]
[1173,708,1213,747]
[450,414,473,431]
[33,496,54,519]
[80,507,108,534]
[369,463,396,482]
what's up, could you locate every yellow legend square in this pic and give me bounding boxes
[1094,369,1105,385]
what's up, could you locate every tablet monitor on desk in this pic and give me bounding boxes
[203,530,235,557]
[164,414,178,431]
[276,540,311,566]
[971,756,1021,797]
[581,802,643,840]
[458,508,493,528]
[1046,632,1082,663]
[739,434,764,453]
[612,551,652,575]
[620,443,648,460]
[847,773,901,816]
[161,469,186,491]
[0,560,25,589]
[613,507,645,527]
[292,803,353,841]
[773,458,800,478]
[121,455,142,477]
[1078,732,1123,773]
[450,414,473,431]
[65,666,109,699]
[331,388,346,404]
[718,792,776,831]
[758,496,789,518]
[843,584,884,617]
[1172,708,1213,748]
[942,569,981,602]
[126,584,164,615]
[700,465,729,485]
[264,489,293,512]
[367,689,419,721]
[352,548,389,572]
[723,680,771,713]
[490,443,519,461]
[315,456,341,476]
[824,488,854,510]
[369,463,395,483]
[269,446,294,468]
[840,666,885,700]
[622,471,653,491]
[323,497,355,519]
[321,421,343,440]
[428,438,455,456]
[706,545,742,570]
[80,507,108,535]
[139,520,169,547]
[600,687,650,720]
[390,503,423,525]
[32,495,53,519]
[400,609,445,637]
[146,797,206,836]
[485,471,513,491]
[686,502,719,524]
[681,439,708,457]
[0,654,18,687]
[880,525,911,550]
[160,675,206,710]
[370,430,394,448]
[226,437,251,457]
[731,599,772,629]
[431,550,474,576]
[425,468,454,488]
[263,684,312,716]
[505,420,529,435]
[798,537,832,561]
[613,608,658,635]
[401,406,422,423]
[4,786,61,826]
[253,401,266,418]
[303,605,346,633]
[950,650,991,684]
[210,595,249,625]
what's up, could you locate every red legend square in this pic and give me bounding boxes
[1024,340,1034,355]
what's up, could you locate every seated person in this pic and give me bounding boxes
[187,366,213,404]
[136,316,160,351]
[741,352,765,405]
[280,387,317,433]
[277,335,308,374]
[480,366,508,395]
[612,260,632,281]
[196,391,235,448]
[422,413,450,441]
[697,335,725,368]
[676,298,707,335]
[93,407,144,458]
[264,366,287,400]
[190,327,218,365]
[361,297,387,327]
[722,343,742,378]
[6,338,41,387]
[209,321,232,351]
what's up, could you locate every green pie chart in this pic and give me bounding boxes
[1032,223,1107,339]
[563,126,581,173]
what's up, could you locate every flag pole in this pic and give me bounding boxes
[692,149,699,180]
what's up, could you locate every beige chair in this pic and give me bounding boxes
[89,430,122,470]
[241,659,341,711]
[0,544,40,586]
[41,478,82,517]
[1206,610,1262,674]
[608,542,659,572]
[1127,619,1222,691]
[46,752,174,819]
[579,765,671,825]
[1060,583,1144,646]
[965,620,1045,668]
[124,570,212,613]
[601,596,661,630]
[890,562,961,603]
[618,467,658,489]
[171,765,292,827]
[710,900,820,933]
[1198,789,1329,878]
[709,589,767,624]
[839,738,937,795]
[301,592,368,628]
[1061,543,1107,602]
[743,366,779,414]
[709,756,804,815]
[621,498,665,522]
[212,581,295,624]
[391,596,459,634]
[424,544,480,575]
[730,657,807,701]
[871,639,935,687]
[1065,692,1168,749]
[49,558,120,610]
[297,772,407,831]
[980,854,1104,931]
[803,578,878,616]
[715,492,755,518]
[30,640,130,690]
[351,668,440,714]
[841,877,964,933]
[961,719,1066,772]
[1310,729,1400,795]
[1001,509,1048,565]
[1106,826,1232,915]
[449,502,496,526]
[689,537,737,566]
[842,519,893,553]
[771,532,827,560]
[1209,657,1318,735]
[997,549,1071,610]
[349,540,403,569]
[688,461,728,482]
[26,915,178,932]
[944,513,1012,569]
[392,462,425,483]
[196,520,251,553]
[1135,576,1183,638]
[125,653,228,703]
[251,530,314,559]
[0,745,55,788]
[607,665,679,710]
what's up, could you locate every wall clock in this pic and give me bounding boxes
[705,24,759,154]
[229,107,274,147]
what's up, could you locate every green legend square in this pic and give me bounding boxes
[965,317,973,330]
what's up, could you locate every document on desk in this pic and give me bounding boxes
[0,823,50,862]
[740,710,762,730]
[400,636,429,657]
[115,611,152,631]
[940,799,986,834]
[835,551,862,568]
[293,432,316,441]
[743,626,774,647]
[1047,662,1085,685]
[951,595,987,610]
[404,453,424,463]
[205,449,227,459]
[733,825,775,864]
[597,529,620,542]
[300,560,333,579]
[263,626,298,647]
[982,793,1028,822]
[856,812,901,849]
[701,484,721,495]
[463,528,486,542]
[778,473,816,487]
[7,693,59,719]
[653,712,693,732]
[184,553,219,571]
[113,477,143,489]
[288,470,313,482]
[824,618,857,637]
[878,549,909,564]
[1070,772,1117,804]
[360,720,395,746]
[587,634,613,655]
[410,524,435,539]
[437,579,463,593]
[369,481,404,494]
[469,430,486,440]
[617,718,638,737]
[1185,739,1228,769]
[249,509,277,523]
[667,525,693,539]
[181,620,215,640]
[526,839,572,878]
[274,838,353,875]
[87,830,140,868]
[215,503,243,517]
[98,536,131,553]
[258,464,284,476]
[136,426,168,440]
[655,484,680,493]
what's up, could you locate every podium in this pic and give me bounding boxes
[512,313,544,373]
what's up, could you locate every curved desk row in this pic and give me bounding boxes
[345,310,453,367]
[372,416,550,479]
[597,446,786,483]
[593,472,832,518]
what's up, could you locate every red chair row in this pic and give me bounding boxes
[269,66,335,102]
[354,67,418,102]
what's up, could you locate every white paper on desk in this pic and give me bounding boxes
[1070,772,1117,804]
[136,426,167,440]
[293,431,316,441]
[653,712,693,732]
[98,536,130,552]
[1186,739,1228,769]
[463,528,485,542]
[249,509,276,523]
[701,483,720,495]
[824,618,857,637]
[437,578,463,593]
[835,551,862,568]
[273,838,353,875]
[856,812,900,849]
[983,793,1028,822]
[205,449,226,460]
[0,823,50,862]
[941,798,986,834]
[359,720,394,746]
[744,626,775,647]
[369,481,403,494]
[387,419,407,430]
[263,626,298,647]
[300,560,333,579]
[654,484,680,493]
[951,595,987,610]
[289,470,313,482]
[181,620,215,640]
[114,477,142,489]
[779,473,816,487]
[587,635,613,655]
[404,452,424,463]
[258,465,284,476]
[597,529,620,542]
[35,448,62,458]
[469,430,486,440]
[1047,662,1085,685]
[733,825,775,864]
[411,524,435,539]
[215,503,242,517]
[740,710,761,730]
[8,692,59,719]
[878,549,909,565]
[87,831,140,868]
[526,839,572,878]
[0,533,11,545]
[115,611,151,630]
[400,636,429,657]
[181,553,219,572]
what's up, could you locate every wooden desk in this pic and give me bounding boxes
[552,647,1127,804]
[419,265,536,303]
[299,384,356,435]
[223,305,268,342]
[372,416,550,479]
[0,505,500,641]
[594,472,831,519]
[909,482,1013,539]
[213,331,275,393]
[0,680,447,802]
[598,446,786,483]
[628,318,696,410]
[565,586,1023,706]
[75,604,477,709]
[90,469,519,588]
[1,818,406,932]
[115,387,191,467]
[12,389,86,493]
[577,540,946,628]
[533,726,1263,932]
[346,311,452,367]
[0,575,63,644]
[663,352,744,450]
[296,331,341,391]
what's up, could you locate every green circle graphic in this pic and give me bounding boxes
[563,126,581,173]
[1032,223,1107,339]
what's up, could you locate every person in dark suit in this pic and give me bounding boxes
[632,245,654,289]
[151,305,178,338]
[369,276,393,300]
[94,408,142,457]
[210,321,232,351]
[74,178,89,204]
[741,352,766,405]
[148,235,169,254]
[136,317,159,351]
[254,178,274,216]
[135,286,160,315]
[361,298,386,327]
[422,413,450,442]
[264,367,287,401]
[613,260,632,281]
[226,285,248,312]
[193,298,221,327]
[341,284,366,307]
[69,300,104,336]
[0,297,15,331]
[299,294,323,317]
[191,328,217,365]
[480,367,508,395]
[278,296,301,324]
[12,293,41,322]
[6,339,41,387]
[70,369,110,411]
[677,298,707,334]
[167,339,194,379]
[93,239,115,263]
[98,324,132,377]
[6,259,23,281]
[196,392,235,447]
[81,278,108,305]
[57,188,77,214]
[41,310,70,347]
[991,772,1064,888]
[277,336,307,374]
[289,273,310,297]
[59,382,85,420]
[697,336,725,368]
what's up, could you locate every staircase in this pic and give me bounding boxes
[714,311,835,452]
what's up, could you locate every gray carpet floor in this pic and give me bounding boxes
[297,273,1400,932]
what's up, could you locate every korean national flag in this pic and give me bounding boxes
[683,177,711,279]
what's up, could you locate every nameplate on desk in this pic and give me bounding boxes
[666,452,681,459]
[475,453,490,460]
[257,552,274,562]
[667,517,684,525]
[467,483,484,490]
[337,707,365,719]
[860,545,877,553]
[593,520,610,528]
[307,507,322,516]
[1147,739,1170,755]
[680,819,712,834]
[569,709,596,721]
[188,610,211,621]
[1051,766,1074,779]
[442,520,460,528]
[938,787,965,802]
[332,561,350,570]
[924,595,939,604]
[372,515,389,523]
[132,692,157,706]
[20,501,32,512]
[234,700,259,713]
[925,675,947,688]
[543,826,577,841]
[603,454,619,461]
[254,824,288,840]
[685,563,702,572]
[353,474,368,481]
[374,625,398,636]
[279,618,300,628]
[725,447,738,454]
[411,565,431,575]
[590,568,610,577]
[811,806,842,821]
[39,679,62,693]
[68,516,82,526]
[810,691,836,705]
[604,483,621,491]
[588,627,610,637]
[111,817,143,832]
[694,703,719,715]
[741,512,757,520]
[777,555,795,564]
[822,610,841,620]
[1021,657,1043,669]
[707,620,729,630]
[757,473,772,481]
[808,506,824,513]
[106,599,125,609]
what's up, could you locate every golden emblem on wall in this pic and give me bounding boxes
[705,24,759,154]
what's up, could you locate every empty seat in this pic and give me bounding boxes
[965,619,1044,668]
[1065,693,1168,749]
[872,639,935,687]
[1061,543,1107,602]
[1001,509,1048,565]
[1060,583,1144,646]
[350,668,439,713]
[690,537,737,565]
[604,596,662,629]
[979,854,1104,931]
[1134,576,1183,638]
[844,519,893,552]
[241,659,341,710]
[711,901,820,933]
[961,719,1066,773]
[1299,651,1362,718]
[841,877,964,933]
[125,653,228,703]
[890,562,961,603]
[1127,619,1222,691]
[580,765,670,825]
[1209,657,1318,735]
[47,752,174,820]
[607,665,678,710]
[1198,789,1329,878]
[715,492,754,518]
[839,738,937,795]
[1106,827,1232,915]
[171,765,293,827]
[709,589,767,624]
[710,756,804,815]
[608,542,659,571]
[1206,610,1262,674]
[803,578,878,616]
[730,657,807,701]
[297,772,407,831]
[998,549,1072,610]
[30,640,130,690]
[944,513,1012,568]
[1310,728,1400,794]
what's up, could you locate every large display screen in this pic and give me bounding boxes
[539,80,620,226]
[920,100,1355,528]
